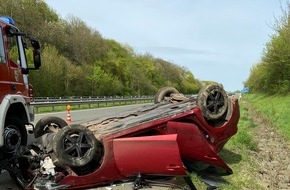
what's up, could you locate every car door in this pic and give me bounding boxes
[113,134,186,177]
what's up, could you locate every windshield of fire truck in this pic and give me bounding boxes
[7,33,20,65]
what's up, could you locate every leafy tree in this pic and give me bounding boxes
[245,5,290,94]
[29,45,67,96]
[87,65,122,96]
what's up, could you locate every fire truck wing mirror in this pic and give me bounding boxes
[33,49,41,69]
[31,39,40,50]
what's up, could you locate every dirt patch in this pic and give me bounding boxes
[244,100,290,189]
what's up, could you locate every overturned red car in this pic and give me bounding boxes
[8,84,240,189]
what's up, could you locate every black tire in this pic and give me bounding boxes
[52,125,98,167]
[3,117,27,154]
[34,116,67,138]
[154,87,179,104]
[197,84,228,120]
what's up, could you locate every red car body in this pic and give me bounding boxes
[34,95,239,189]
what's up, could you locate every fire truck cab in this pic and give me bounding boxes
[0,16,41,162]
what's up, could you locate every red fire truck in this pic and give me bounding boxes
[0,16,41,165]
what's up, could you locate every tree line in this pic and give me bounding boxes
[0,0,201,97]
[244,5,290,95]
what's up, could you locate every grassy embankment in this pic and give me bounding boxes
[189,93,290,189]
[244,93,290,140]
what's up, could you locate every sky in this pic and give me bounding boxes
[45,0,287,92]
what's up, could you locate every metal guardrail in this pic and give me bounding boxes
[31,96,154,112]
[33,95,154,102]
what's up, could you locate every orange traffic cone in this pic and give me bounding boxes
[66,105,72,123]
[66,110,72,123]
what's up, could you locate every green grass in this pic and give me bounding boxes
[244,93,290,140]
[226,103,258,151]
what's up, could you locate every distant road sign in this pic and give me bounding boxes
[241,86,249,93]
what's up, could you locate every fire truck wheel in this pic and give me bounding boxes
[197,84,228,120]
[52,125,99,167]
[154,87,179,103]
[4,117,27,154]
[34,116,68,138]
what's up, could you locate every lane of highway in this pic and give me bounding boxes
[34,103,148,125]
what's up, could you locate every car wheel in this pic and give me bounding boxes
[34,116,67,138]
[197,84,228,120]
[52,125,99,167]
[4,117,27,154]
[154,87,179,103]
